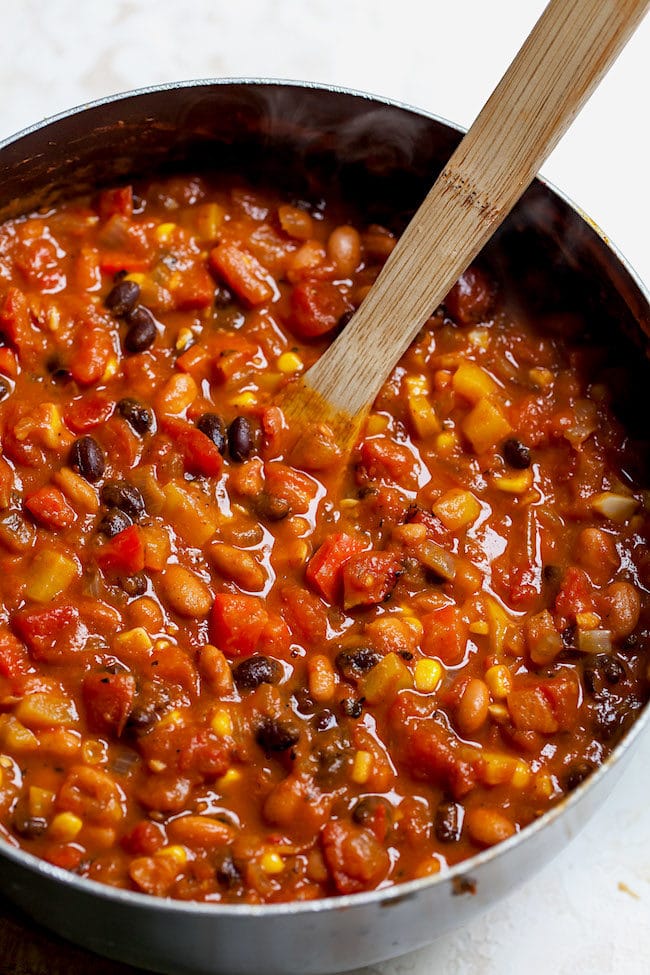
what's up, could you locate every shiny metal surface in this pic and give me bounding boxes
[0,80,648,975]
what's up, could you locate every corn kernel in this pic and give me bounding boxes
[469,620,489,636]
[49,812,83,842]
[101,356,119,382]
[260,851,285,874]
[512,760,531,789]
[366,413,389,435]
[414,658,443,692]
[277,351,303,373]
[228,391,257,409]
[155,222,177,242]
[29,786,55,818]
[175,327,194,352]
[124,272,145,285]
[148,759,167,773]
[210,708,233,737]
[492,469,534,495]
[216,768,242,789]
[156,844,187,868]
[529,367,554,388]
[114,627,153,655]
[484,664,513,699]
[46,306,61,332]
[351,750,373,784]
[435,431,457,456]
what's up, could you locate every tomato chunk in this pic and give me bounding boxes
[83,671,136,736]
[210,594,269,657]
[209,243,275,306]
[96,525,146,575]
[321,820,391,894]
[25,486,77,530]
[305,533,367,603]
[289,280,347,338]
[342,551,402,609]
[160,416,223,478]
[12,604,85,663]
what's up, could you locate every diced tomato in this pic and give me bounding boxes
[209,243,275,306]
[0,628,32,678]
[0,346,18,378]
[258,615,292,658]
[96,525,146,575]
[280,585,328,645]
[150,642,198,694]
[260,406,288,456]
[0,286,32,350]
[97,186,134,221]
[305,533,367,603]
[289,280,347,338]
[359,438,417,487]
[25,485,77,530]
[175,344,210,377]
[342,551,402,609]
[121,820,166,856]
[321,821,390,895]
[210,594,269,658]
[394,712,475,798]
[554,566,595,627]
[44,844,85,871]
[64,394,113,433]
[159,416,223,478]
[101,416,140,470]
[444,266,496,325]
[0,457,14,508]
[421,605,468,666]
[69,327,114,386]
[14,238,64,292]
[264,462,317,515]
[539,674,580,731]
[178,729,230,779]
[12,604,85,663]
[83,671,136,736]
[210,332,261,384]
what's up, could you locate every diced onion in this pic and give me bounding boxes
[590,492,638,523]
[577,628,613,654]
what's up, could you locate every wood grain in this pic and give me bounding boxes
[0,895,151,975]
[281,0,648,449]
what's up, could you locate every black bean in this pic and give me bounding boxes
[340,697,363,719]
[13,809,48,839]
[101,480,146,520]
[315,709,337,732]
[0,377,11,402]
[542,564,561,584]
[214,286,233,308]
[292,687,316,715]
[105,279,140,317]
[124,306,157,353]
[117,397,153,435]
[352,795,393,828]
[98,507,133,537]
[197,413,226,454]
[255,716,300,754]
[584,654,625,694]
[564,760,595,792]
[119,573,148,597]
[70,435,105,482]
[216,855,241,887]
[233,654,282,692]
[335,647,382,681]
[502,438,531,469]
[125,681,173,736]
[314,735,351,785]
[434,800,464,843]
[228,416,253,462]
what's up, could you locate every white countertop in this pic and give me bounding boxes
[0,3,648,973]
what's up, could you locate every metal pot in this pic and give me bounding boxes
[0,80,648,975]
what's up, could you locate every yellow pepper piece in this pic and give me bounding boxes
[452,362,498,403]
[362,652,414,704]
[24,549,79,603]
[462,398,512,454]
[414,658,442,692]
[432,489,481,530]
[404,375,441,438]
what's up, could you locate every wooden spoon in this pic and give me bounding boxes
[279,0,648,457]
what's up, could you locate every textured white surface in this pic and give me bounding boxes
[0,3,648,973]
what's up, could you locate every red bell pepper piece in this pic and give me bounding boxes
[421,605,468,666]
[160,416,223,478]
[209,243,275,306]
[210,594,268,657]
[12,604,84,662]
[305,533,367,603]
[0,628,32,678]
[96,525,146,575]
[289,280,347,338]
[83,671,136,736]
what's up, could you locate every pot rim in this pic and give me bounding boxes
[0,76,648,920]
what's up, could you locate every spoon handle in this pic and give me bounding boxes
[302,0,648,419]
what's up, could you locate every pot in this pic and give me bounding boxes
[0,80,648,975]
